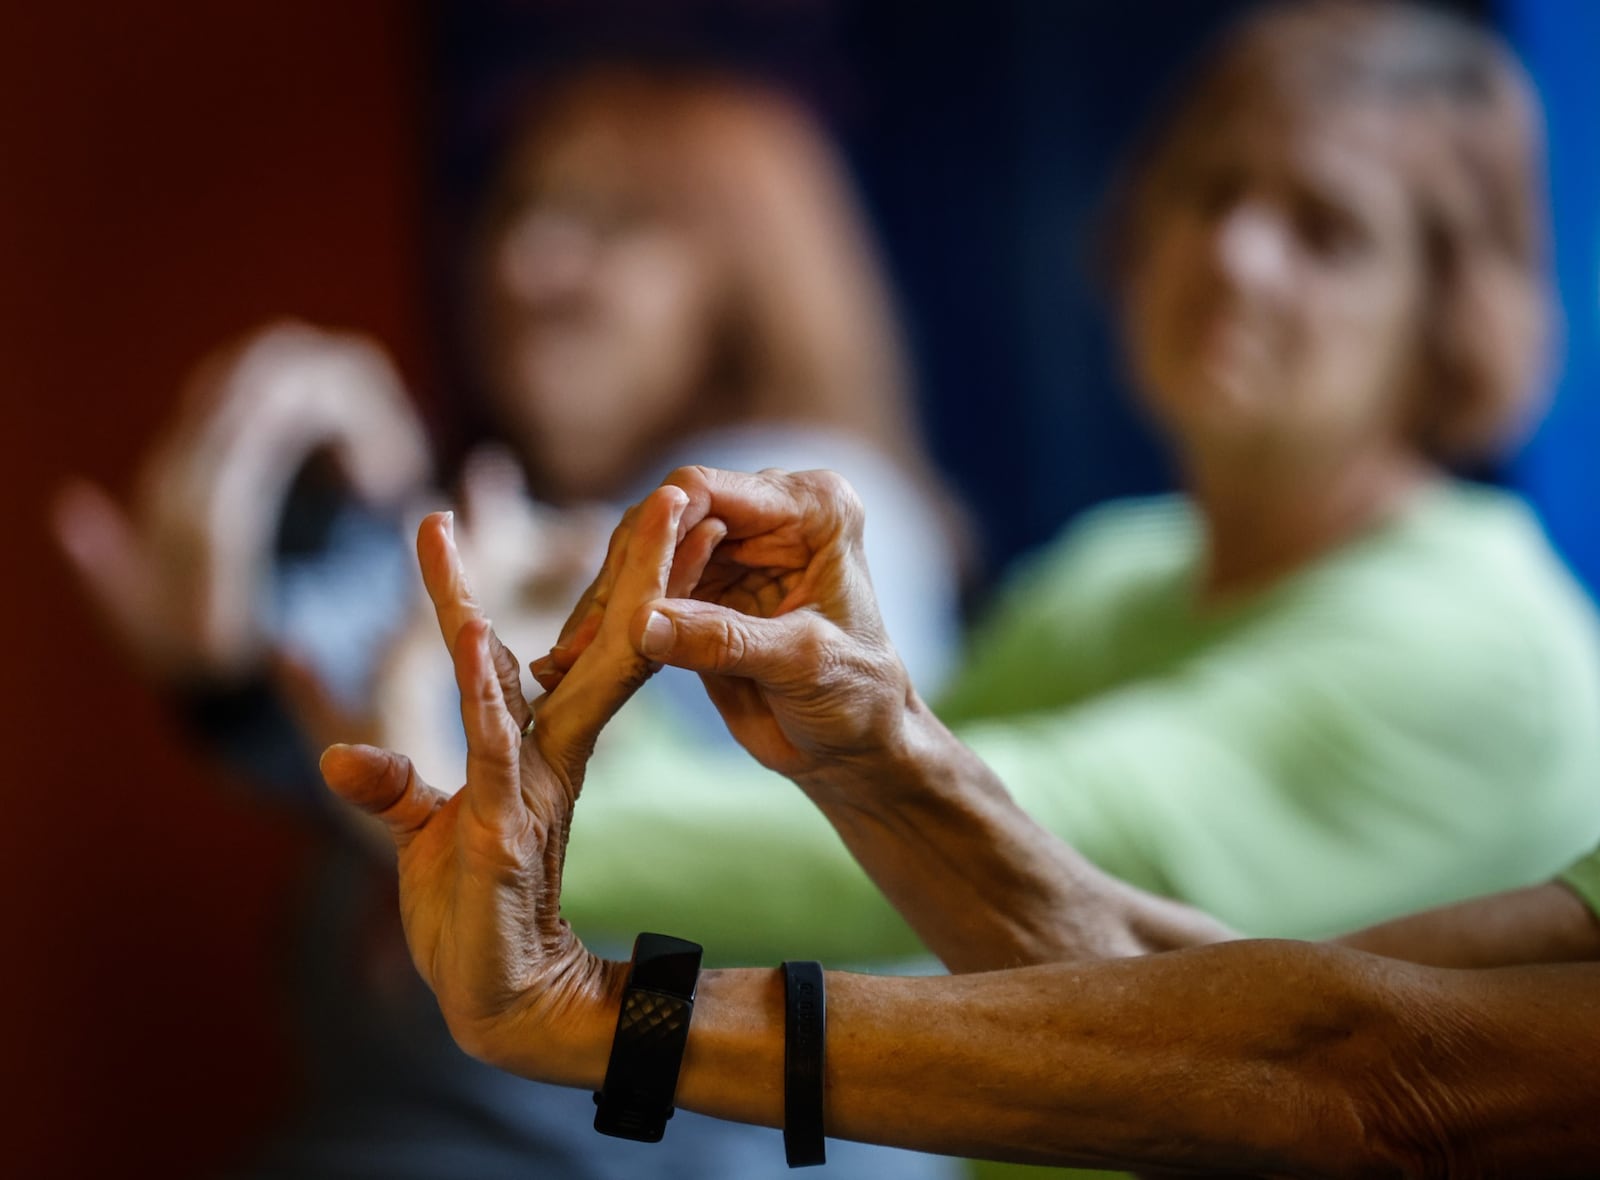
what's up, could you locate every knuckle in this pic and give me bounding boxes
[789,624,833,678]
[364,753,415,818]
[663,465,712,501]
[713,616,748,673]
[670,463,713,485]
[808,468,851,498]
[803,469,866,532]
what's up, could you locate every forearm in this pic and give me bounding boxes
[682,947,1360,1172]
[1335,881,1600,968]
[492,940,1600,1174]
[797,697,1235,972]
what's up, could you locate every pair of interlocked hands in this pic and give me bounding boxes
[320,463,912,1084]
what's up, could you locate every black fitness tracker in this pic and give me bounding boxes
[593,933,704,1142]
[782,960,827,1167]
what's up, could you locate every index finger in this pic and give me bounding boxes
[417,510,531,730]
[535,464,851,685]
[417,510,483,652]
[532,485,688,765]
[542,476,724,661]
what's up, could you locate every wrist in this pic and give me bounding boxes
[675,967,787,1127]
[794,688,949,814]
[464,952,630,1089]
[593,933,706,1142]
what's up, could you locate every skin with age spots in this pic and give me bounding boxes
[324,464,1600,1176]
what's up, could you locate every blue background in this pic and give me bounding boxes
[427,0,1594,596]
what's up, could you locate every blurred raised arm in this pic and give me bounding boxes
[52,322,430,685]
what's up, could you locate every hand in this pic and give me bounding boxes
[281,445,609,791]
[51,321,431,683]
[318,489,698,1078]
[449,444,612,672]
[535,466,916,786]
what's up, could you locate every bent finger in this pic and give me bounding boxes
[668,515,727,598]
[547,480,716,668]
[546,501,638,663]
[660,464,855,545]
[536,486,686,763]
[632,597,823,686]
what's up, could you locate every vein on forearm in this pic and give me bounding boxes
[800,697,1231,971]
[679,945,1600,1174]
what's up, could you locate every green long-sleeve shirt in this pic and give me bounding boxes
[1560,844,1600,916]
[562,481,1600,960]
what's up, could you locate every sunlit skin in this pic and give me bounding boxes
[313,8,1591,1172]
[1122,100,1437,601]
[325,466,1600,1175]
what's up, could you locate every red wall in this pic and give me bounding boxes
[0,4,429,1173]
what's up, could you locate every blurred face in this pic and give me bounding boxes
[481,139,720,502]
[1123,100,1427,463]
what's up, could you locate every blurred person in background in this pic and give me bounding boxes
[522,0,1600,995]
[492,19,1600,1180]
[459,62,965,753]
[933,0,1600,938]
[942,7,1600,1174]
[53,63,964,1180]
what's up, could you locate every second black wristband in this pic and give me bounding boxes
[781,960,827,1168]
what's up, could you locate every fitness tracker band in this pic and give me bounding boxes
[782,960,827,1167]
[593,932,704,1142]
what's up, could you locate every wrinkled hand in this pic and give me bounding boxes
[534,466,915,785]
[450,444,611,670]
[51,321,431,683]
[319,488,703,1077]
[293,445,610,793]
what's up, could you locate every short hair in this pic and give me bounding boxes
[1108,0,1552,462]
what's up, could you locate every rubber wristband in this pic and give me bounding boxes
[782,960,827,1167]
[593,933,703,1142]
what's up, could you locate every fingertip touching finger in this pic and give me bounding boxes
[668,515,727,599]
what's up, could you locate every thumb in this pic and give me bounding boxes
[51,479,155,647]
[320,743,449,849]
[632,599,823,687]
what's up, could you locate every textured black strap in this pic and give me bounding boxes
[782,960,827,1167]
[593,934,702,1142]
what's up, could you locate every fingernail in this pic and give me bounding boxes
[640,610,674,659]
[442,510,454,539]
